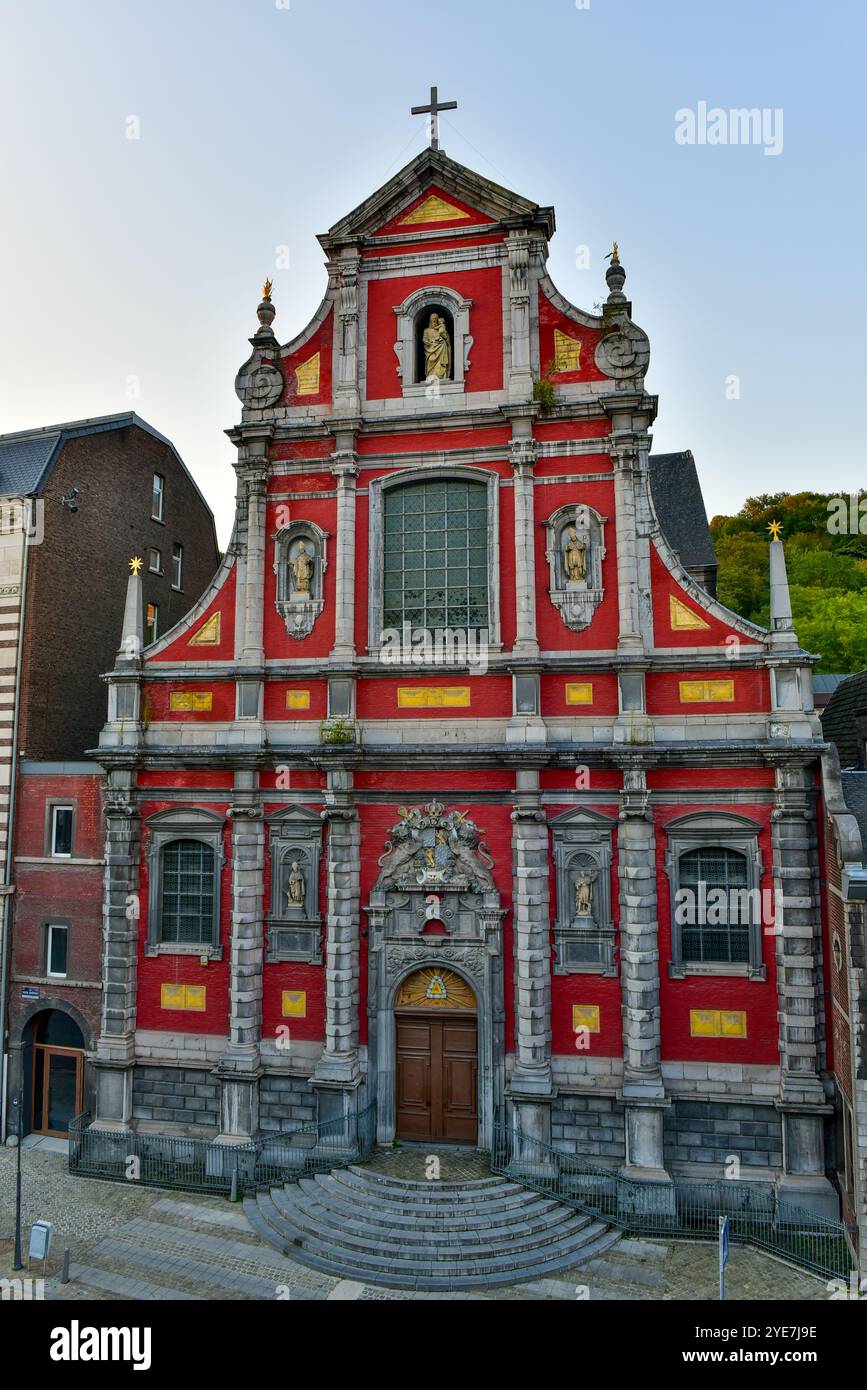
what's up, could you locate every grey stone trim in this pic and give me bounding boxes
[313,771,361,1086]
[664,1099,783,1171]
[93,771,140,1126]
[329,449,358,659]
[272,518,329,641]
[132,1065,220,1129]
[509,773,553,1099]
[258,1073,318,1132]
[144,807,225,955]
[265,804,323,964]
[552,1093,626,1162]
[662,810,766,977]
[550,805,617,974]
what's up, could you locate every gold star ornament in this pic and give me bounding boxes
[129,555,143,575]
[767,520,783,542]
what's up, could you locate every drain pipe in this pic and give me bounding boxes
[0,506,30,1143]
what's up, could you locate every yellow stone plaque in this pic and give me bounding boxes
[669,596,710,631]
[161,983,206,1012]
[399,194,469,225]
[553,328,582,372]
[282,990,307,1018]
[295,352,321,396]
[286,690,311,710]
[190,613,221,646]
[572,1005,600,1033]
[397,686,471,708]
[690,1009,747,1038]
[566,682,593,705]
[679,679,734,704]
[170,691,213,712]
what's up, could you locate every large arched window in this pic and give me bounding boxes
[382,478,489,632]
[160,839,216,944]
[678,846,750,964]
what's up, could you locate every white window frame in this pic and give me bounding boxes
[171,543,183,591]
[145,602,159,645]
[148,547,162,574]
[46,923,69,978]
[50,805,74,858]
[152,473,165,522]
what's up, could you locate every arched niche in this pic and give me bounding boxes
[392,285,473,397]
[273,520,329,640]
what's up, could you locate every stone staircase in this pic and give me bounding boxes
[243,1164,620,1290]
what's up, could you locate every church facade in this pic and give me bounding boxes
[91,145,839,1217]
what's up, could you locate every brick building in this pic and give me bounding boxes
[0,413,220,1140]
[89,144,843,1228]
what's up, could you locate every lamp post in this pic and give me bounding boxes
[11,1089,23,1270]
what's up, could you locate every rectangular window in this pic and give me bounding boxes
[382,479,489,634]
[148,547,162,574]
[152,473,165,522]
[171,543,183,591]
[51,806,73,857]
[47,924,69,978]
[145,603,159,645]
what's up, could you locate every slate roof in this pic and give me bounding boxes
[648,450,718,578]
[822,670,867,770]
[0,413,213,524]
[841,771,867,855]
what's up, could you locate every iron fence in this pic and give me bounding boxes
[68,1102,377,1197]
[491,1122,853,1282]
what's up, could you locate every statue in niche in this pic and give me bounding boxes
[564,527,588,584]
[286,860,306,909]
[290,540,314,596]
[574,867,597,917]
[423,312,452,380]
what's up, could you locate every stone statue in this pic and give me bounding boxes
[291,541,313,595]
[574,868,596,917]
[287,861,305,908]
[564,527,587,583]
[423,312,451,380]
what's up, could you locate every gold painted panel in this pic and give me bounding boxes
[669,595,710,631]
[190,613,221,646]
[169,691,213,712]
[399,194,469,225]
[295,352,321,396]
[282,990,307,1018]
[679,679,734,704]
[571,1005,600,1033]
[395,968,476,1011]
[161,983,206,1012]
[690,1008,747,1038]
[553,328,582,372]
[285,690,311,710]
[397,686,471,708]
[566,682,593,705]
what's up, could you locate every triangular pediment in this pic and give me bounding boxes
[319,148,554,249]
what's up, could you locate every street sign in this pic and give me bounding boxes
[719,1215,730,1300]
[20,987,39,1000]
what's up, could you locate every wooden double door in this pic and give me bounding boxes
[395,1011,478,1143]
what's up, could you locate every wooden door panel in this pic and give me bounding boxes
[395,1013,478,1144]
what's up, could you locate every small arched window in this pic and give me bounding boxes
[415,304,455,383]
[160,839,216,944]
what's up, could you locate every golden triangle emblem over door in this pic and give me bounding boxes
[395,967,476,1010]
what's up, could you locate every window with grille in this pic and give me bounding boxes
[679,846,751,963]
[382,479,489,632]
[159,839,216,944]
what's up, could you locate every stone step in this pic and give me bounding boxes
[305,1172,568,1229]
[244,1193,620,1290]
[283,1182,591,1252]
[318,1167,544,1215]
[275,1186,592,1260]
[248,1188,617,1286]
[346,1163,502,1194]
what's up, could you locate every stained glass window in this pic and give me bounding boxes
[382,480,489,632]
[160,839,216,944]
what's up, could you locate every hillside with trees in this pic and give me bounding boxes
[710,491,867,673]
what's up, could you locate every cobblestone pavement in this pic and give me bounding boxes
[359,1145,493,1181]
[0,1144,830,1302]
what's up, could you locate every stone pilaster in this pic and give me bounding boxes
[313,770,361,1107]
[215,770,264,1142]
[92,769,140,1130]
[329,425,359,661]
[509,769,553,1147]
[772,762,837,1215]
[506,413,539,659]
[617,764,670,1179]
[507,231,533,402]
[334,251,361,416]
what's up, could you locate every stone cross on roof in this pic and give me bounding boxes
[411,85,457,152]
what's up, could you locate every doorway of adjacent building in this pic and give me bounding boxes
[394,968,478,1144]
[28,1011,84,1138]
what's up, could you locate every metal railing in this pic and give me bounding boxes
[68,1102,377,1197]
[491,1122,853,1281]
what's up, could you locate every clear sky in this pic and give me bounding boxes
[1,0,863,546]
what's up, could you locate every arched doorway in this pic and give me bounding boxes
[394,967,477,1144]
[24,1010,85,1138]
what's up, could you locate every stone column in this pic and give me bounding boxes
[235,444,269,668]
[507,231,533,403]
[334,251,361,416]
[313,770,362,1138]
[509,769,553,1148]
[772,762,837,1216]
[329,426,359,661]
[617,764,670,1180]
[506,411,540,659]
[92,769,140,1131]
[215,770,264,1143]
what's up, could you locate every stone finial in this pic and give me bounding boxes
[605,242,627,299]
[117,557,144,666]
[769,530,797,647]
[257,278,276,332]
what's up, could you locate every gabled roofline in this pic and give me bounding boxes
[319,147,555,251]
[0,412,218,553]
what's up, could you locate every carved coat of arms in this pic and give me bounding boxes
[375,800,495,892]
